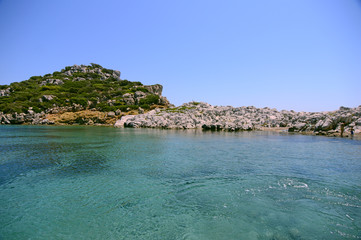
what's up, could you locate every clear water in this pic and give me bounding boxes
[0,126,360,240]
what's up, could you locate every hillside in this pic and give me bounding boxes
[0,64,171,124]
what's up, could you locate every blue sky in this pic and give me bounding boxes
[0,0,360,111]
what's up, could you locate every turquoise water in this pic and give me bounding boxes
[0,126,360,240]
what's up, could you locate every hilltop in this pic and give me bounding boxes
[0,64,171,124]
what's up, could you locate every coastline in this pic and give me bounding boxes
[1,102,360,140]
[2,124,360,140]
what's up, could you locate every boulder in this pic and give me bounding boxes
[114,115,135,128]
[0,88,11,97]
[42,95,55,101]
[144,84,163,96]
[321,118,334,131]
[40,79,64,86]
[107,112,115,117]
[115,109,122,116]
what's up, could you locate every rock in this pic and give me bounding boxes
[114,70,121,77]
[115,109,122,116]
[0,88,11,97]
[354,118,361,126]
[40,79,64,86]
[73,77,86,81]
[42,95,55,101]
[293,122,307,131]
[123,93,135,105]
[134,91,146,98]
[41,119,49,124]
[138,107,144,114]
[144,84,163,96]
[27,109,35,115]
[134,91,146,104]
[107,111,115,117]
[159,96,170,106]
[321,118,334,131]
[114,115,135,128]
[121,102,361,134]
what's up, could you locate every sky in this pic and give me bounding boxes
[0,0,360,112]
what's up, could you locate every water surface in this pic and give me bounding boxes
[0,126,360,239]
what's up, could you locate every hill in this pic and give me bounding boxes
[0,63,171,125]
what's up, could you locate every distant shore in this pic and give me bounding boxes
[2,101,360,140]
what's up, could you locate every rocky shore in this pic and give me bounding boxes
[1,64,359,138]
[115,102,361,137]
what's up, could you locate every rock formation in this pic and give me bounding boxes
[116,102,361,136]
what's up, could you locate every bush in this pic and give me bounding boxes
[90,63,103,69]
[97,103,116,112]
[135,87,149,93]
[32,106,42,113]
[140,104,150,110]
[101,68,113,74]
[53,71,62,77]
[139,94,159,105]
[40,85,60,91]
[70,97,87,107]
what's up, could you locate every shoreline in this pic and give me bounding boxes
[2,102,360,139]
[2,124,360,140]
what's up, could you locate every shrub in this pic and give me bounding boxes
[32,106,42,113]
[139,94,159,105]
[70,97,87,107]
[90,63,103,69]
[135,87,149,93]
[140,104,150,110]
[119,80,132,86]
[101,68,113,74]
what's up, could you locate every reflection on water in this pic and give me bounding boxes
[0,126,360,239]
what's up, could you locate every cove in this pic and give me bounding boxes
[0,126,360,239]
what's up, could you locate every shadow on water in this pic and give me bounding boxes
[0,141,108,185]
[53,151,108,177]
[0,142,73,185]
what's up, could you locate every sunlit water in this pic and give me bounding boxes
[0,126,360,240]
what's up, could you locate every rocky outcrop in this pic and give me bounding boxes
[114,115,135,128]
[40,79,64,86]
[119,102,361,136]
[144,84,163,96]
[0,88,11,97]
[63,64,121,80]
[0,109,49,125]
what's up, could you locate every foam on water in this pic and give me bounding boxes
[0,126,360,239]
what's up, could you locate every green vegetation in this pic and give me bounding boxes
[0,64,163,114]
[162,105,196,113]
[139,94,159,105]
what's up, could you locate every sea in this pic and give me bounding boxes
[0,126,360,240]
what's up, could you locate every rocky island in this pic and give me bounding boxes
[1,64,360,137]
[0,64,171,125]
